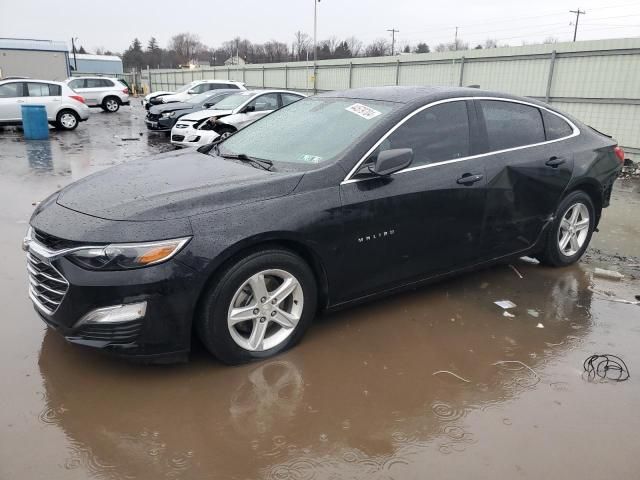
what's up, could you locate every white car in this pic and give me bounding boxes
[0,79,90,130]
[65,76,130,112]
[170,90,305,148]
[142,80,246,109]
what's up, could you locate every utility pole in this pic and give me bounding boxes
[570,8,586,42]
[313,0,320,64]
[71,37,78,71]
[387,28,399,55]
[454,26,458,50]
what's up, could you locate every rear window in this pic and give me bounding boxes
[542,110,573,140]
[480,100,545,151]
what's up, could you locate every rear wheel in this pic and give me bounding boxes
[55,110,79,131]
[197,249,317,364]
[538,190,595,267]
[102,96,120,113]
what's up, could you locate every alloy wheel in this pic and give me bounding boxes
[227,269,304,352]
[60,113,77,129]
[558,202,590,256]
[105,99,119,112]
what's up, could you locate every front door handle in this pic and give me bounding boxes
[545,156,566,168]
[456,173,484,185]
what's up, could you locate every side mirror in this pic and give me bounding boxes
[187,89,196,94]
[368,148,413,176]
[203,103,213,108]
[243,105,255,113]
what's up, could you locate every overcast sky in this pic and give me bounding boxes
[1,0,639,53]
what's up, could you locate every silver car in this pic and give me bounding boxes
[65,76,130,112]
[170,90,305,147]
[0,79,90,130]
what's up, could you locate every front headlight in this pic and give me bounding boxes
[66,237,191,270]
[161,111,176,118]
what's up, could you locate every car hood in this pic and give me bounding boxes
[149,102,194,114]
[179,109,233,122]
[56,150,303,221]
[144,91,174,101]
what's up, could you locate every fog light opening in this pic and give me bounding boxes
[75,301,147,327]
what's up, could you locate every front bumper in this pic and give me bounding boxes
[145,116,174,131]
[170,126,219,148]
[25,237,200,362]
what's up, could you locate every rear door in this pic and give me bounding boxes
[26,82,62,120]
[337,99,487,301]
[80,78,105,105]
[475,99,575,258]
[0,81,27,121]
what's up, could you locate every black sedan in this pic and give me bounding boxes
[24,86,623,364]
[145,90,237,131]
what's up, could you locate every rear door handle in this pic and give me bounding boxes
[456,173,484,185]
[545,156,566,168]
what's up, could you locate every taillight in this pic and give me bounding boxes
[69,95,85,104]
[122,88,129,94]
[614,146,625,163]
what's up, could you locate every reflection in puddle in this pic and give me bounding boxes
[35,263,600,479]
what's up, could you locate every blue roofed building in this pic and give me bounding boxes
[71,53,123,76]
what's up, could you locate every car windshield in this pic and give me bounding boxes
[218,97,397,164]
[209,92,255,110]
[186,92,220,104]
[174,82,197,94]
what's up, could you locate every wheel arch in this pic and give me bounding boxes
[564,179,604,226]
[193,234,331,325]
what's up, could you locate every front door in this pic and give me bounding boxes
[336,100,487,302]
[0,81,27,121]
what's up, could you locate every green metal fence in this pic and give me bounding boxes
[147,37,640,159]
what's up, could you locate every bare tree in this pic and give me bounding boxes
[168,33,203,65]
[365,38,390,57]
[293,31,311,60]
[543,36,559,44]
[434,39,468,52]
[345,36,363,57]
[483,38,498,49]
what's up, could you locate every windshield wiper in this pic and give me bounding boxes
[220,153,274,171]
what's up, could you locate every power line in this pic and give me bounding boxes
[570,8,586,41]
[387,28,399,55]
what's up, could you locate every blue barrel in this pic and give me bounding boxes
[21,105,49,140]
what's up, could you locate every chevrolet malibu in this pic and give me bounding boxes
[24,86,623,364]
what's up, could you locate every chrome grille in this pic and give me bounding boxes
[27,252,69,314]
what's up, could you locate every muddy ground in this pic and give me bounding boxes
[1,104,639,480]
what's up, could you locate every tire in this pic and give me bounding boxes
[217,126,236,140]
[196,249,317,364]
[102,96,120,113]
[538,190,595,267]
[55,110,79,131]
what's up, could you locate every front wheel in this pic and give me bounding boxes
[196,249,317,364]
[538,190,595,267]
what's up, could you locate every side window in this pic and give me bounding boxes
[85,79,103,88]
[542,110,573,140]
[68,79,84,89]
[368,101,471,170]
[100,79,114,88]
[480,100,545,151]
[191,83,207,94]
[27,82,55,97]
[0,82,25,98]
[49,84,62,96]
[228,84,240,89]
[247,93,279,112]
[281,93,303,106]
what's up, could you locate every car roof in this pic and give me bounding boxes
[0,78,63,85]
[316,86,531,106]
